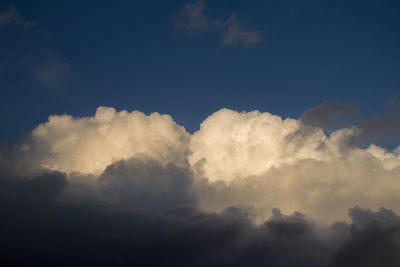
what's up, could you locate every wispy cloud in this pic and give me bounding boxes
[222,15,261,47]
[34,60,73,89]
[175,0,220,34]
[0,6,73,90]
[175,0,261,48]
[0,6,37,27]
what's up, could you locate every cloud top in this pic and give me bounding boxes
[3,106,400,225]
[2,105,400,266]
[12,107,189,176]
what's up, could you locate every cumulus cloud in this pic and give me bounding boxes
[1,160,399,266]
[330,207,400,267]
[10,106,189,176]
[175,0,261,47]
[4,106,400,224]
[189,108,328,182]
[2,105,400,266]
[189,108,400,222]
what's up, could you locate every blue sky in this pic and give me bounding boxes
[1,0,400,139]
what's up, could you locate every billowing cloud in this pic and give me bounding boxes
[1,157,399,266]
[10,106,189,176]
[175,0,261,48]
[4,106,400,224]
[2,105,400,266]
[189,108,400,222]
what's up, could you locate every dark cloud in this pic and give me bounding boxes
[330,208,400,267]
[300,98,400,147]
[1,155,399,266]
[357,114,400,146]
[300,102,358,132]
[97,158,196,210]
[349,206,400,229]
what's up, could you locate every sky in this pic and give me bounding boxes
[1,0,400,139]
[1,1,400,266]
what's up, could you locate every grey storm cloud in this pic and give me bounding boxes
[300,102,358,132]
[301,98,400,146]
[1,155,400,266]
[175,0,261,47]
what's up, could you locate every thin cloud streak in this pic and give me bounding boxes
[175,0,261,47]
[0,6,37,27]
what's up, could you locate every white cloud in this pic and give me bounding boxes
[13,107,190,176]
[189,108,400,223]
[5,106,400,224]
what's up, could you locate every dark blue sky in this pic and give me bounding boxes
[1,0,400,139]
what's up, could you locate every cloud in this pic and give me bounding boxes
[1,160,399,266]
[34,60,73,89]
[358,114,400,146]
[175,0,261,47]
[98,157,196,210]
[348,206,400,229]
[0,7,72,91]
[175,0,220,34]
[2,105,400,265]
[4,107,400,224]
[188,108,400,223]
[189,108,328,182]
[300,102,358,132]
[222,15,261,47]
[301,97,400,146]
[10,106,189,176]
[330,207,400,267]
[0,6,37,27]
